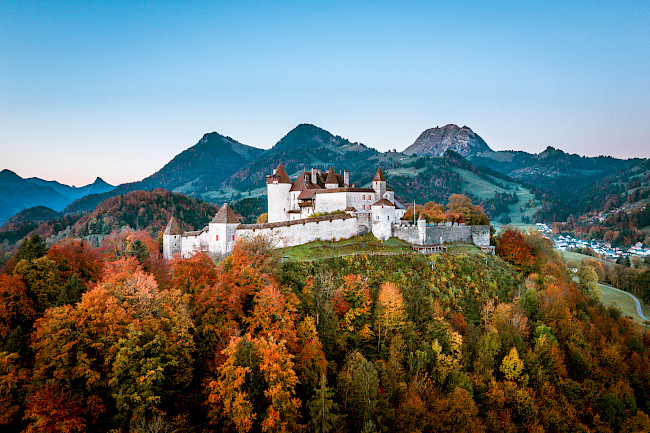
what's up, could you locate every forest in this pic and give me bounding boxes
[1,226,650,433]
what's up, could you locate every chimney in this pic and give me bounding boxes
[273,169,277,175]
[311,168,317,184]
[344,170,349,187]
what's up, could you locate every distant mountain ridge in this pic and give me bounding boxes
[404,124,492,157]
[0,169,114,224]
[25,176,114,201]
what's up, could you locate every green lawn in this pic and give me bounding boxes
[281,234,490,261]
[597,283,650,328]
[558,251,649,327]
[446,244,483,255]
[281,234,413,261]
[559,250,613,267]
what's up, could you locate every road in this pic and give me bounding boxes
[599,283,650,322]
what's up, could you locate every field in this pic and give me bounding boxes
[281,234,413,261]
[598,283,650,328]
[558,250,650,327]
[559,250,613,267]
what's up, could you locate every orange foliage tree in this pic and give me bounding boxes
[495,228,535,273]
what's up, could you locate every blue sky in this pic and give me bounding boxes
[1,1,649,186]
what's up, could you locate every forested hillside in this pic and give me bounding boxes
[1,229,648,432]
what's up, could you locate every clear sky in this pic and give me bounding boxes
[1,1,649,186]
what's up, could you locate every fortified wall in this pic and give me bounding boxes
[237,214,358,248]
[393,221,490,247]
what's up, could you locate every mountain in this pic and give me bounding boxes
[53,132,265,216]
[1,190,223,251]
[0,169,72,223]
[403,124,492,157]
[136,132,263,193]
[468,146,640,220]
[224,124,382,193]
[25,176,114,201]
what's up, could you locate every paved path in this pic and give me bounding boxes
[599,283,650,322]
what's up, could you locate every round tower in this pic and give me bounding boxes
[163,216,183,259]
[209,203,241,256]
[371,198,395,241]
[417,213,427,244]
[266,163,292,223]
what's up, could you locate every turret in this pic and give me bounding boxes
[371,198,395,241]
[417,213,426,244]
[266,163,292,223]
[209,203,241,256]
[325,166,338,189]
[372,167,387,200]
[163,216,182,259]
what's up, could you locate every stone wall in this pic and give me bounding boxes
[238,214,359,248]
[393,222,490,247]
[181,231,209,258]
[163,234,181,259]
[393,225,420,244]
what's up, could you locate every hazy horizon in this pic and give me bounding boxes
[2,1,649,186]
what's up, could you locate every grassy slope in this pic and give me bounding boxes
[282,233,489,261]
[598,283,650,327]
[559,250,650,327]
[281,234,412,261]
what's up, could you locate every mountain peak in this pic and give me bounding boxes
[403,124,492,157]
[0,169,22,182]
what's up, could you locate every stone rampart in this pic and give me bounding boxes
[238,214,359,248]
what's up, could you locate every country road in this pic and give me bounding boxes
[598,283,649,322]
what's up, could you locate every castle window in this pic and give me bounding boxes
[363,194,365,200]
[232,235,235,241]
[216,235,219,241]
[387,216,390,221]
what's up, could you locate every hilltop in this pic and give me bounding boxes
[403,124,492,157]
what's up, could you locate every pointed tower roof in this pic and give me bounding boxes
[164,216,183,235]
[373,167,386,181]
[418,213,426,221]
[325,166,338,184]
[211,203,240,224]
[274,163,292,184]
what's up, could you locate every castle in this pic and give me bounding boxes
[163,164,490,259]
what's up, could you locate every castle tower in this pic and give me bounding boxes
[417,213,427,244]
[163,216,182,259]
[209,203,240,256]
[371,198,395,241]
[325,166,338,189]
[372,167,387,200]
[266,163,292,223]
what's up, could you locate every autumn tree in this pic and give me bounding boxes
[335,275,373,346]
[47,239,103,283]
[0,351,29,427]
[446,194,489,225]
[495,228,534,273]
[376,282,407,350]
[257,334,302,433]
[14,256,62,312]
[15,234,47,263]
[0,274,36,353]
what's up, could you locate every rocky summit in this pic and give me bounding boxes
[403,124,492,157]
